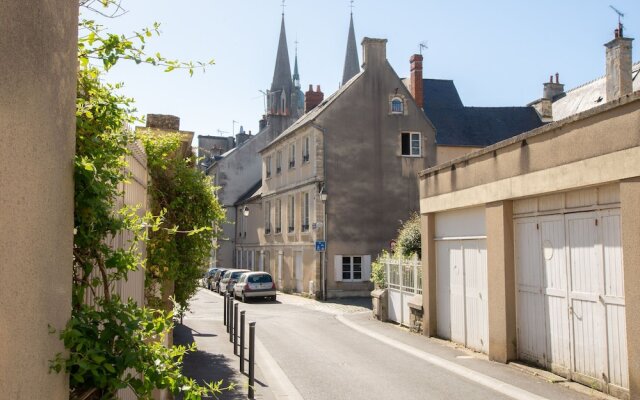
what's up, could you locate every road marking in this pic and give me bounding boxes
[336,314,549,400]
[255,336,304,400]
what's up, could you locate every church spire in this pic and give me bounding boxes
[293,42,300,89]
[271,13,293,93]
[341,10,360,85]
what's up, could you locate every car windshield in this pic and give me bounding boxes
[230,271,248,279]
[248,274,273,284]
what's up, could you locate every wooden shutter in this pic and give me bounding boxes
[334,255,343,282]
[362,255,372,281]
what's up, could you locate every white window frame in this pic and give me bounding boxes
[276,151,282,174]
[303,136,310,163]
[289,143,296,169]
[275,199,282,233]
[340,256,363,282]
[301,192,309,232]
[265,155,272,179]
[264,201,271,234]
[391,97,404,114]
[401,132,421,157]
[288,195,295,233]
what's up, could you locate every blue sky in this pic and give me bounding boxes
[91,0,639,141]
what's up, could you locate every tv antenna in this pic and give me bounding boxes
[610,5,625,31]
[217,129,229,136]
[419,41,428,55]
[258,90,268,113]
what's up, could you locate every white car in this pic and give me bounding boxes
[233,272,277,303]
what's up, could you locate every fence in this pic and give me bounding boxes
[382,255,422,326]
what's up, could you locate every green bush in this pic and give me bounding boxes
[396,212,421,259]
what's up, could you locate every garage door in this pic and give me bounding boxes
[435,207,488,353]
[514,187,628,394]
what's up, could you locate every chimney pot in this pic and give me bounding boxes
[305,84,324,113]
[555,73,559,84]
[409,54,424,109]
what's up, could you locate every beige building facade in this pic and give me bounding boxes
[0,1,78,398]
[418,39,640,398]
[258,38,437,298]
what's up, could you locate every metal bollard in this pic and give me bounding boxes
[240,311,246,373]
[233,303,239,355]
[248,322,256,399]
[228,296,234,342]
[223,293,227,326]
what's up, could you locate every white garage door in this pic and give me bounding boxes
[514,186,628,394]
[435,207,488,353]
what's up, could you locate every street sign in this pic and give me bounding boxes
[315,240,326,252]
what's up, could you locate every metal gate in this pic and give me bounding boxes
[384,257,422,326]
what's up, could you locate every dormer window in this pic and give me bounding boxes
[391,97,404,114]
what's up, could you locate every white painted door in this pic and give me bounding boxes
[436,239,488,353]
[514,209,628,391]
[295,251,303,293]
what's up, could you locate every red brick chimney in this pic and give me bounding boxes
[304,85,324,113]
[410,54,424,109]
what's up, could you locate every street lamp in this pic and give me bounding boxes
[242,206,250,217]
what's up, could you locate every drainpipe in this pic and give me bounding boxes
[310,121,328,301]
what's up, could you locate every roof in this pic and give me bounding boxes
[261,70,365,152]
[271,15,293,93]
[235,180,262,205]
[342,13,360,85]
[551,61,640,121]
[422,79,544,147]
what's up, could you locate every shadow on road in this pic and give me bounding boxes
[174,323,246,400]
[320,296,373,310]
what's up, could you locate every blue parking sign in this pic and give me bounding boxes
[315,241,326,252]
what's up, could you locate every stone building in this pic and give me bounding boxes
[418,27,638,399]
[205,11,309,269]
[256,36,437,298]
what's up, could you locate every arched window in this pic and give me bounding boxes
[391,97,403,114]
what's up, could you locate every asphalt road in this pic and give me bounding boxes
[187,289,601,400]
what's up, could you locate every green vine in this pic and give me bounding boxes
[49,5,227,399]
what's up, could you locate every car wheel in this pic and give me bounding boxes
[241,292,247,303]
[271,295,276,302]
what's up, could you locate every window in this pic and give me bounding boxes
[264,201,271,234]
[391,97,404,114]
[275,199,281,233]
[401,132,421,156]
[289,143,296,168]
[343,256,362,281]
[301,192,309,232]
[276,151,282,174]
[288,195,295,233]
[266,156,272,178]
[303,137,310,162]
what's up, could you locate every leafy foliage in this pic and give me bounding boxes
[50,5,226,399]
[370,251,388,288]
[142,132,225,308]
[395,213,421,259]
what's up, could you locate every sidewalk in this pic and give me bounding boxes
[174,290,276,400]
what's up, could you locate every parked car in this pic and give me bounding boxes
[233,272,277,303]
[205,268,220,290]
[220,269,250,295]
[201,268,216,288]
[212,268,229,293]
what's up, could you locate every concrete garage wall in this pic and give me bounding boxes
[0,1,78,399]
[420,92,640,212]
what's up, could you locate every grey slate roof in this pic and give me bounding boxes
[235,180,262,205]
[422,79,544,147]
[551,61,640,121]
[342,14,360,85]
[271,15,293,93]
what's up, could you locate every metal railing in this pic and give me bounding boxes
[381,256,422,295]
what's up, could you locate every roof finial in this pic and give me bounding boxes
[281,0,286,16]
[349,0,355,15]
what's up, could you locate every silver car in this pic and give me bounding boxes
[219,269,250,295]
[233,272,277,303]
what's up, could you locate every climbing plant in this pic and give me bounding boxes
[50,4,227,399]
